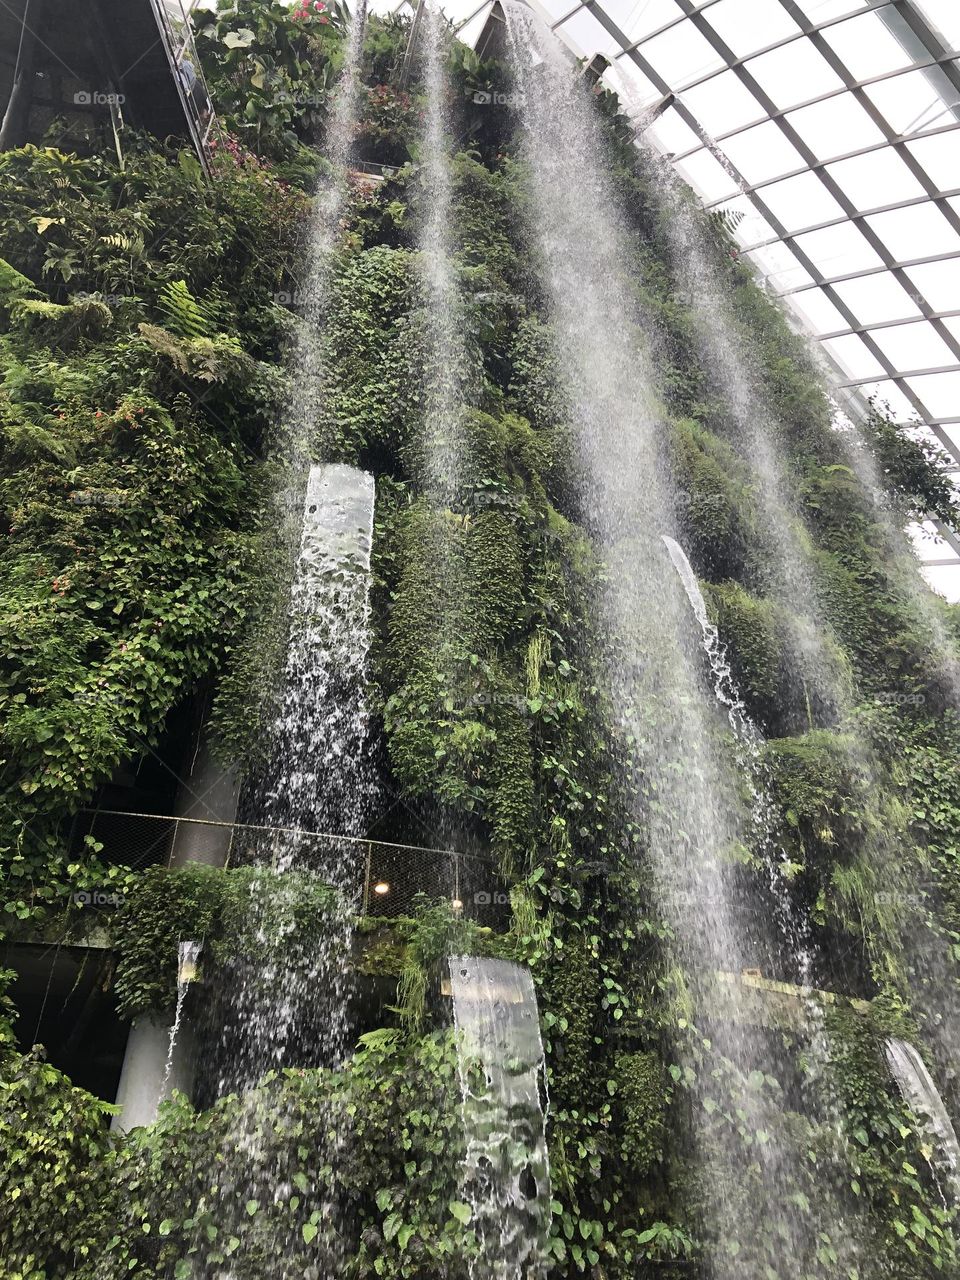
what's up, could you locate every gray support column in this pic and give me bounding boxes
[112,727,238,1131]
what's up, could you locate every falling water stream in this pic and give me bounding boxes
[200,7,376,1274]
[502,5,860,1273]
[158,940,202,1107]
[886,1037,960,1200]
[448,957,551,1280]
[643,141,960,1159]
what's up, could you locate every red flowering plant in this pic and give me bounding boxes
[194,0,349,165]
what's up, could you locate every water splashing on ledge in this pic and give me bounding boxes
[448,956,551,1280]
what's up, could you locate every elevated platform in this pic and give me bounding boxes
[0,0,216,170]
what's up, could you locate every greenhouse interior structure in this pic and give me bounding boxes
[1,0,960,1276]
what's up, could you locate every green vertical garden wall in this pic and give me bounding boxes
[1,6,959,1277]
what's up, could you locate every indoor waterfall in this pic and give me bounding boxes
[886,1037,960,1200]
[449,956,552,1280]
[503,5,859,1273]
[644,148,960,1144]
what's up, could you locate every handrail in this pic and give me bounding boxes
[78,808,494,865]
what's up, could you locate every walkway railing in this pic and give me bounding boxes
[73,808,510,924]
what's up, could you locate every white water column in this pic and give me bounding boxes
[448,956,551,1280]
[112,463,375,1129]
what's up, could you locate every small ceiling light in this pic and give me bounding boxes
[373,881,390,896]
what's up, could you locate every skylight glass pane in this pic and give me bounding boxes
[614,0,684,45]
[822,334,886,380]
[722,121,807,184]
[607,55,660,108]
[703,0,801,59]
[792,0,869,19]
[870,322,956,371]
[922,564,960,605]
[556,8,623,58]
[864,69,956,138]
[912,0,960,46]
[675,149,741,202]
[760,171,845,231]
[821,11,915,80]
[832,272,923,324]
[861,379,918,419]
[943,317,960,345]
[540,0,580,20]
[457,4,492,47]
[719,195,778,247]
[646,106,700,156]
[866,203,960,260]
[826,149,926,209]
[682,70,765,136]
[753,241,814,291]
[641,18,727,88]
[905,258,960,310]
[788,287,848,334]
[746,41,844,111]
[787,94,886,160]
[908,371,960,416]
[792,221,884,275]
[904,133,960,194]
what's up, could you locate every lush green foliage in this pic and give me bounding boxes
[1,10,959,1280]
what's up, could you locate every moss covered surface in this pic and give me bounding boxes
[0,8,959,1279]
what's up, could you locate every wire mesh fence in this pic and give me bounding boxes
[71,809,512,927]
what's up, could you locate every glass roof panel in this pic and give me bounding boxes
[681,70,767,136]
[863,68,958,137]
[606,55,661,107]
[609,0,685,45]
[905,258,960,310]
[826,147,927,208]
[904,132,960,192]
[790,0,870,18]
[788,287,849,334]
[645,104,701,155]
[556,7,623,57]
[907,371,960,417]
[865,202,960,259]
[675,147,742,201]
[703,0,801,59]
[745,40,845,111]
[831,272,924,324]
[820,10,916,80]
[912,0,960,46]
[870,321,956,370]
[722,120,807,184]
[786,93,886,159]
[792,221,885,274]
[640,17,728,87]
[864,380,920,420]
[751,240,814,291]
[822,333,887,379]
[760,171,846,231]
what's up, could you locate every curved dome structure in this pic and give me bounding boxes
[376,0,960,597]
